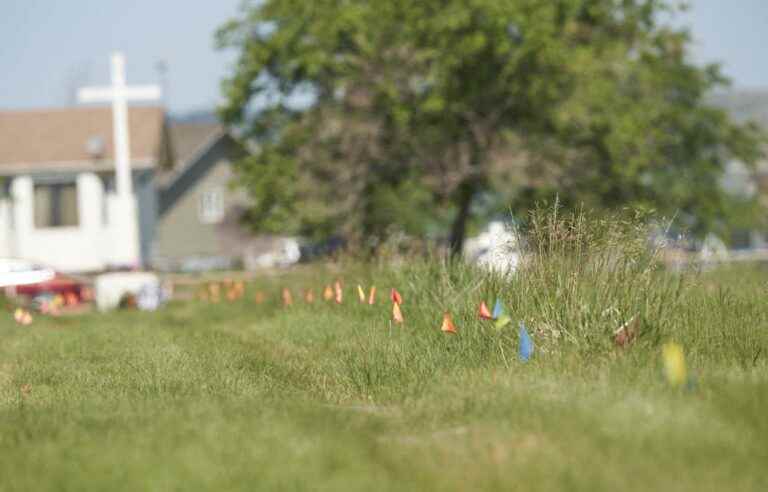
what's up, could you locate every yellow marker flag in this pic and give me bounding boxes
[392,302,404,324]
[493,315,511,330]
[662,342,687,388]
[357,285,366,303]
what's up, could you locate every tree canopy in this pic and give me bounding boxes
[217,0,765,252]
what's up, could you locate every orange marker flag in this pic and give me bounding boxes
[232,281,245,300]
[368,286,377,305]
[390,288,403,305]
[304,289,315,304]
[282,287,293,307]
[323,285,334,301]
[198,287,208,302]
[357,285,366,303]
[441,312,457,334]
[478,301,493,320]
[226,287,238,302]
[334,280,343,304]
[254,291,266,304]
[392,301,404,324]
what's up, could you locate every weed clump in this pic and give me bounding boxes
[514,205,681,354]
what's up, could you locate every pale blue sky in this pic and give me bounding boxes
[0,0,766,115]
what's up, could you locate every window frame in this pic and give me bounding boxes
[32,180,80,229]
[198,187,225,224]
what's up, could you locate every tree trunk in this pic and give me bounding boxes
[449,179,475,257]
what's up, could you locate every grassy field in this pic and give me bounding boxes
[2,218,768,490]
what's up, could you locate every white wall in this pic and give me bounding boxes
[0,197,12,257]
[7,172,145,272]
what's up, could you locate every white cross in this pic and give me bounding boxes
[77,52,161,197]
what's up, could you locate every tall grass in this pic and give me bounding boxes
[321,205,765,400]
[366,206,678,353]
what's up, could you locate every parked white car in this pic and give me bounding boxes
[463,221,520,275]
[0,258,55,288]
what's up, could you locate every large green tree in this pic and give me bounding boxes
[217,0,764,252]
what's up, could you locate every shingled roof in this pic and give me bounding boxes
[169,122,224,167]
[156,122,226,187]
[0,106,166,174]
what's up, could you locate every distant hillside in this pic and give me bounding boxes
[709,89,768,128]
[169,92,768,130]
[170,109,219,125]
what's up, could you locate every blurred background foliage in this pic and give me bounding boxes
[217,0,766,253]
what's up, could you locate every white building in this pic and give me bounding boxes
[0,105,169,272]
[0,53,277,275]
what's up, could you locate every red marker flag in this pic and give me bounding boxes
[390,288,403,305]
[478,301,493,320]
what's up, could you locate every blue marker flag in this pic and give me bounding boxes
[492,299,504,320]
[519,321,534,362]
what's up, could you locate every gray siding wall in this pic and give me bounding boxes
[136,169,157,267]
[153,139,250,268]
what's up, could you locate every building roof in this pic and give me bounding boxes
[0,106,165,173]
[157,122,226,187]
[170,122,224,167]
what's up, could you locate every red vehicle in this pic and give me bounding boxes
[0,258,86,302]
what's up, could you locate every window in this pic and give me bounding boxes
[34,182,79,228]
[198,188,224,224]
